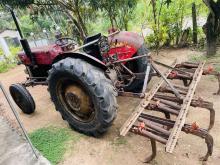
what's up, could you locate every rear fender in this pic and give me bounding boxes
[52,52,107,70]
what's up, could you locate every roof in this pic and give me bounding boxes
[0,29,20,38]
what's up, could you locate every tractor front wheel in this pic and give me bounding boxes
[9,84,35,114]
[48,58,118,136]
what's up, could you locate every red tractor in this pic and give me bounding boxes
[6,6,217,162]
[8,7,151,136]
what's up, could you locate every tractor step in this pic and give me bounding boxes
[120,60,215,162]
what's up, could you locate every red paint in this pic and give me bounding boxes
[18,31,141,66]
[18,43,137,66]
[103,44,137,63]
[18,44,63,65]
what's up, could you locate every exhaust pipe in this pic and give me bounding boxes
[6,5,35,65]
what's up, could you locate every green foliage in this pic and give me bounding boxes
[29,126,81,165]
[145,0,208,48]
[0,0,34,8]
[10,46,21,56]
[0,0,211,49]
[0,60,16,73]
[20,15,37,36]
[147,26,168,48]
[0,46,21,73]
[88,0,137,30]
[0,48,3,56]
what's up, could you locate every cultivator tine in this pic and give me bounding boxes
[182,124,213,161]
[166,62,205,153]
[120,60,177,136]
[203,69,220,95]
[143,139,157,163]
[153,94,215,131]
[191,98,215,131]
[120,60,215,162]
[133,114,214,162]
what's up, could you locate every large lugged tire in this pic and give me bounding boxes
[9,84,35,114]
[48,58,118,136]
[124,44,151,93]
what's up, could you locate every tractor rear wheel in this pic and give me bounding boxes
[9,84,35,114]
[48,58,118,136]
[124,44,151,93]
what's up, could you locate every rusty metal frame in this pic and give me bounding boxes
[132,114,213,162]
[120,60,177,136]
[120,60,215,163]
[166,62,205,153]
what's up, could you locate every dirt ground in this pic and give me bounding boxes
[0,48,219,165]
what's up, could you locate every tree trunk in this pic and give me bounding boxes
[124,20,128,31]
[113,16,118,28]
[178,28,190,47]
[205,14,218,56]
[192,3,198,45]
[107,11,114,28]
[203,0,220,56]
[64,10,86,41]
[75,5,88,36]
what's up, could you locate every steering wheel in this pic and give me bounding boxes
[55,37,77,50]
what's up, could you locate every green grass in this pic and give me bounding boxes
[0,60,17,73]
[111,136,128,146]
[0,46,21,73]
[29,126,81,164]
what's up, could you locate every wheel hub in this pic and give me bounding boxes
[65,93,81,111]
[64,85,91,115]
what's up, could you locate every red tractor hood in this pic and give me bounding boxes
[18,44,63,65]
[108,31,144,49]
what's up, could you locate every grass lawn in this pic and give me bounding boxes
[29,126,81,164]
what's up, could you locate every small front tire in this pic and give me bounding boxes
[9,84,35,114]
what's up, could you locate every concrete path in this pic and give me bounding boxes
[0,116,51,165]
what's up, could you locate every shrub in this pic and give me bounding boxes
[0,46,21,73]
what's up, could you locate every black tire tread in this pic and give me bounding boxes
[9,84,35,114]
[124,44,150,92]
[48,58,118,136]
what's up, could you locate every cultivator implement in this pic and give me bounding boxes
[120,60,215,162]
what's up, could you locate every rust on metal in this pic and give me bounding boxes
[120,59,215,163]
[166,62,205,153]
[120,60,177,136]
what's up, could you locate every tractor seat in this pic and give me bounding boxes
[83,33,103,61]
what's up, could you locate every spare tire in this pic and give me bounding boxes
[9,84,35,114]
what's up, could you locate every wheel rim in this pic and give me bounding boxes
[57,79,95,123]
